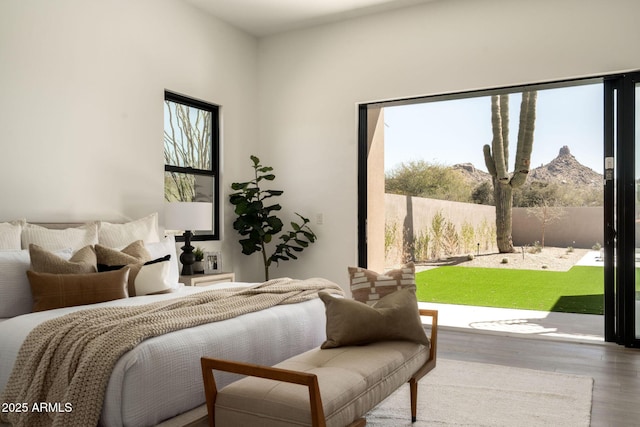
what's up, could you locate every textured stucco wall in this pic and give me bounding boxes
[512,207,603,249]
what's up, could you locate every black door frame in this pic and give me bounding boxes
[605,72,640,347]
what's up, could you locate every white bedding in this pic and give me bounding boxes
[0,282,328,427]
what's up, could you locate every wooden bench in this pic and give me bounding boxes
[200,309,437,427]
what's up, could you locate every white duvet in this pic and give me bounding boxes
[0,283,327,427]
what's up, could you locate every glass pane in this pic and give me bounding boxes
[636,82,640,339]
[164,172,213,203]
[164,100,212,170]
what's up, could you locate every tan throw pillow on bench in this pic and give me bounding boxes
[348,262,416,305]
[319,288,429,349]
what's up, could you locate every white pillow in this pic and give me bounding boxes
[146,234,180,287]
[0,220,24,250]
[134,259,172,295]
[98,213,160,248]
[22,223,98,252]
[0,248,72,317]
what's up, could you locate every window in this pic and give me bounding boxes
[164,91,219,240]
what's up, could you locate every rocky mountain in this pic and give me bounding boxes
[452,146,602,189]
[452,162,492,186]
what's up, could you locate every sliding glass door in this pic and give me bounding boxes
[358,72,639,347]
[604,72,640,347]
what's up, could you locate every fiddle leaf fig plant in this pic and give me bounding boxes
[229,155,317,280]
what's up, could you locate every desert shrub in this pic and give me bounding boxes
[384,221,398,258]
[413,228,430,262]
[402,227,414,263]
[528,241,543,254]
[461,221,475,253]
[442,221,460,256]
[477,218,495,251]
[385,160,474,202]
[430,211,445,259]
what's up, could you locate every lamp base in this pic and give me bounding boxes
[179,230,196,276]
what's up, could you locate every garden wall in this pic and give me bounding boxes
[384,194,603,265]
[385,194,496,264]
[512,207,603,249]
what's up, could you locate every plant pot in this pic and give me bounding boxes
[193,261,205,274]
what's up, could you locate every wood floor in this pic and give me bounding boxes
[437,329,640,426]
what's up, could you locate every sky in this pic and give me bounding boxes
[383,83,604,175]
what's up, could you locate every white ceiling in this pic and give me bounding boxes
[184,0,439,37]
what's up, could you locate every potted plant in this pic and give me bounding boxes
[230,156,317,280]
[193,247,205,274]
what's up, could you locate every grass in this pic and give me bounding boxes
[415,265,604,315]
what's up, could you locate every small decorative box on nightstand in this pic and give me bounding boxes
[179,272,235,287]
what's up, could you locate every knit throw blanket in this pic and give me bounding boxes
[0,277,343,427]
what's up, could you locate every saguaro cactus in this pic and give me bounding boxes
[483,91,537,253]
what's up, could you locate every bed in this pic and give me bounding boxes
[0,217,339,427]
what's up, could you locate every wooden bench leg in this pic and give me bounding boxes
[410,378,418,423]
[347,418,366,427]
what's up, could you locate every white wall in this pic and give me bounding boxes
[0,0,260,280]
[257,0,640,288]
[3,0,640,287]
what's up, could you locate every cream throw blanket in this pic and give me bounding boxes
[0,278,343,427]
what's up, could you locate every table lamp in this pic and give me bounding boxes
[165,202,213,275]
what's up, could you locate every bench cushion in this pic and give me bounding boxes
[215,340,428,427]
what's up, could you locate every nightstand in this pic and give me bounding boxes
[179,272,235,287]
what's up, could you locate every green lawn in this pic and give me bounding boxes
[415,265,604,315]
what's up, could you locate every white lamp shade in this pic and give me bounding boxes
[164,202,213,231]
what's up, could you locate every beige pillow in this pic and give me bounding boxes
[21,222,99,251]
[27,268,129,312]
[348,262,416,305]
[29,244,97,274]
[0,220,24,250]
[95,240,151,264]
[98,213,160,248]
[95,241,151,296]
[319,288,429,349]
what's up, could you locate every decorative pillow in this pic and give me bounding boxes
[0,220,24,250]
[95,240,150,263]
[29,244,97,274]
[99,255,173,296]
[348,262,416,305]
[27,268,130,312]
[98,213,160,248]
[319,288,429,349]
[146,235,180,287]
[22,222,99,251]
[0,249,72,317]
[134,256,172,295]
[95,241,153,296]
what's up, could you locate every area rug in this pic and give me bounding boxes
[365,359,593,426]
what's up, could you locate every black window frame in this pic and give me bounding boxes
[164,90,220,241]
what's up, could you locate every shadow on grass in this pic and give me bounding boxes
[551,294,603,315]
